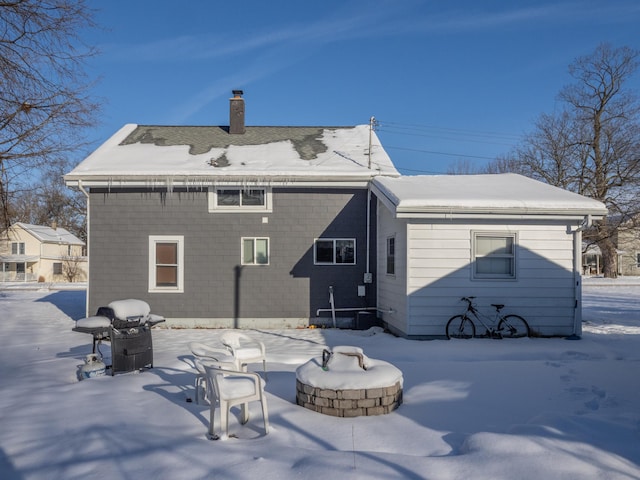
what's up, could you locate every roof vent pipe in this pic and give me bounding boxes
[229,89,245,134]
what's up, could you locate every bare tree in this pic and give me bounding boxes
[0,0,99,234]
[10,160,87,241]
[61,255,85,282]
[492,44,640,277]
[446,159,480,175]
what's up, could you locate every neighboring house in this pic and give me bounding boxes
[616,225,640,276]
[0,223,87,283]
[64,91,607,338]
[64,91,399,325]
[371,175,607,338]
[580,217,640,276]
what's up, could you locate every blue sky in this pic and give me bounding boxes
[82,0,640,175]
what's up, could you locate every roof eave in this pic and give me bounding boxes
[393,205,608,221]
[64,172,400,188]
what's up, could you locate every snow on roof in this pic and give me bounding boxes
[14,223,84,245]
[65,124,399,185]
[372,174,608,218]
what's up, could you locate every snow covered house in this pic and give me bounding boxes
[371,175,607,338]
[0,222,87,283]
[65,91,607,337]
[64,91,400,326]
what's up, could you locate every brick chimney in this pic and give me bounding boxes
[229,89,245,134]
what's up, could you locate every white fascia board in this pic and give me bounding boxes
[393,203,608,218]
[64,177,374,189]
[370,182,400,215]
[394,211,605,222]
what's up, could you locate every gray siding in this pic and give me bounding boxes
[87,187,376,326]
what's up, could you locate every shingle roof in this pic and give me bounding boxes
[14,223,85,245]
[65,124,399,185]
[121,126,341,160]
[372,174,608,218]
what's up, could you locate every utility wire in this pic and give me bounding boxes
[375,119,520,172]
[375,120,521,154]
[378,120,522,141]
[385,145,498,160]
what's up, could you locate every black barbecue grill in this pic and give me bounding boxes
[73,299,165,375]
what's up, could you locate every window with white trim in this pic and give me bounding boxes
[386,236,395,275]
[473,233,516,279]
[242,237,269,265]
[314,238,356,265]
[148,235,184,293]
[208,187,272,212]
[11,242,25,255]
[53,263,63,275]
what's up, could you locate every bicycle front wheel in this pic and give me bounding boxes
[497,315,529,338]
[446,315,475,339]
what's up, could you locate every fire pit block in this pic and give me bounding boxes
[295,346,403,417]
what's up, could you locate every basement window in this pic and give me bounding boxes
[472,232,516,280]
[208,187,272,213]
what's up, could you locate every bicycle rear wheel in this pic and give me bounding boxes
[446,315,475,339]
[497,315,529,338]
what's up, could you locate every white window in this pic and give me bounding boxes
[242,237,269,265]
[53,263,63,275]
[386,236,395,275]
[473,233,516,279]
[148,235,184,293]
[208,187,272,213]
[314,238,356,265]
[11,242,25,255]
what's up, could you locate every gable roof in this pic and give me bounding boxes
[65,124,399,187]
[11,223,85,245]
[372,174,608,220]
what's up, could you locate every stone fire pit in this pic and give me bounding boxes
[295,346,403,417]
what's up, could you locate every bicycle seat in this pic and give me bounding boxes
[491,304,505,311]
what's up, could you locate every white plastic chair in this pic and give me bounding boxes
[203,361,269,440]
[221,332,267,379]
[189,342,235,404]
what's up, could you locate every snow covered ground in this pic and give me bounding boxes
[0,278,638,479]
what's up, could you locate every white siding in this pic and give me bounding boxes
[404,220,578,337]
[376,200,408,336]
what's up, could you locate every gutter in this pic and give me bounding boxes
[63,174,400,189]
[393,212,605,221]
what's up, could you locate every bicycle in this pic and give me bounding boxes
[446,296,530,339]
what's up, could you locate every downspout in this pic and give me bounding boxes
[568,215,592,340]
[366,186,371,280]
[78,180,90,317]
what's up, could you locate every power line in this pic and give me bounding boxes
[396,166,448,175]
[378,120,522,141]
[385,145,498,161]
